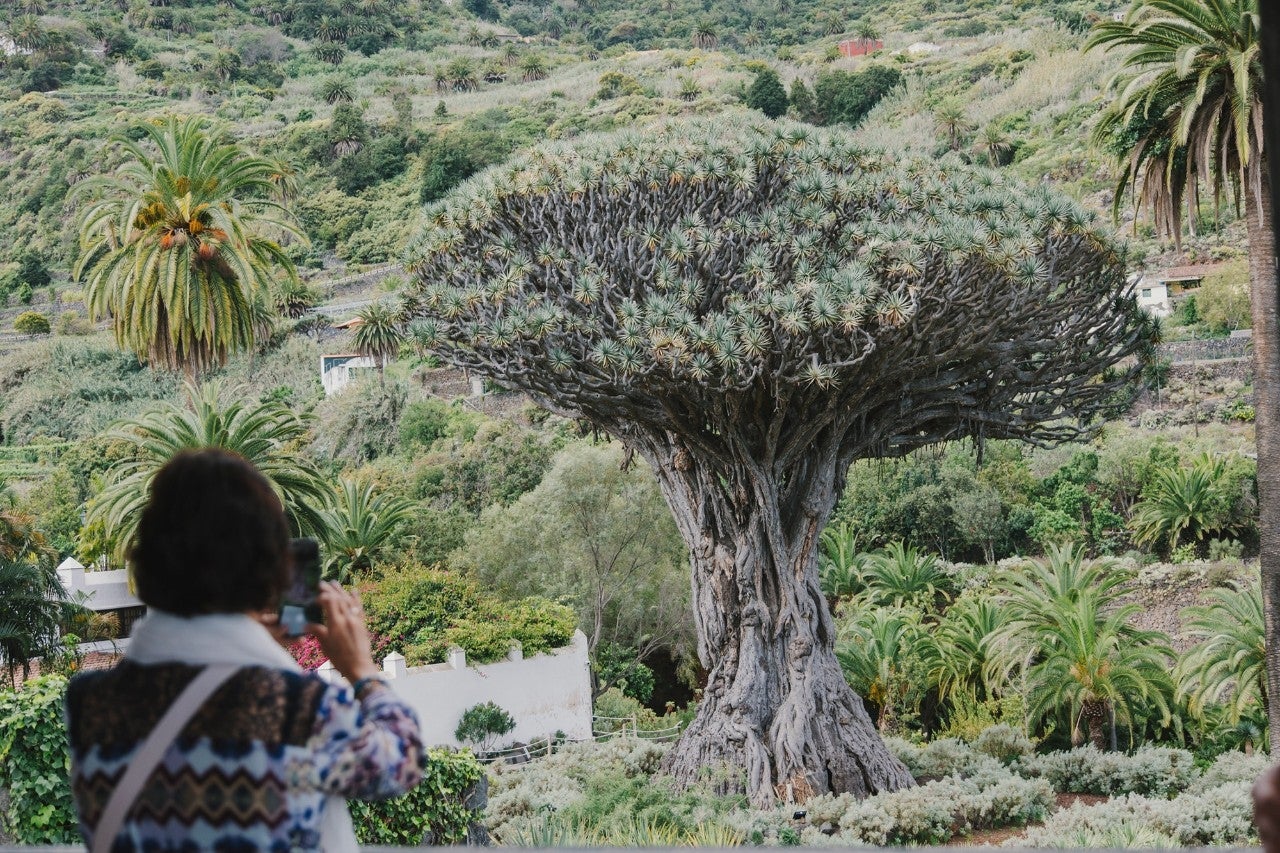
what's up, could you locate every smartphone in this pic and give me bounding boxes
[279,537,323,637]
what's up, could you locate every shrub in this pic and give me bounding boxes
[348,748,484,845]
[13,310,50,335]
[1014,745,1196,797]
[55,311,93,336]
[362,562,577,666]
[1018,782,1255,847]
[455,701,516,753]
[974,724,1035,764]
[0,676,79,843]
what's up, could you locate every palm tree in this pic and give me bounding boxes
[859,540,952,610]
[318,479,414,582]
[0,510,65,684]
[352,302,403,384]
[985,545,1175,749]
[1087,0,1280,742]
[692,21,718,50]
[922,592,1006,703]
[86,381,332,561]
[445,57,478,92]
[976,124,1012,167]
[1177,580,1266,723]
[8,14,47,52]
[519,53,548,83]
[855,18,879,46]
[817,521,867,606]
[317,76,354,104]
[73,115,305,378]
[934,99,972,152]
[836,607,925,733]
[273,277,317,319]
[1129,453,1239,553]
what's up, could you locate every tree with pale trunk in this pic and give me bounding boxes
[402,117,1153,806]
[1088,0,1277,742]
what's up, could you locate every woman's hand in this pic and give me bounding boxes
[309,581,379,684]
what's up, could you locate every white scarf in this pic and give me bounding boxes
[127,610,358,853]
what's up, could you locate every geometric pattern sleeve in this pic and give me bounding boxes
[296,683,426,800]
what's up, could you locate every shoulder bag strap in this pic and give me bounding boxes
[91,663,240,853]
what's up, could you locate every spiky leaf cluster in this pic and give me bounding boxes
[404,117,1153,463]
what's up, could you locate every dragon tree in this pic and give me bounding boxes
[403,117,1154,806]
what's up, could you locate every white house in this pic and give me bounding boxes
[320,353,377,395]
[1133,263,1230,319]
[1134,278,1172,318]
[57,558,147,637]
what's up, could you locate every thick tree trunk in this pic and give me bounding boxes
[638,439,914,807]
[1245,158,1280,749]
[1259,2,1280,753]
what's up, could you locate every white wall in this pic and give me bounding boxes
[324,630,593,748]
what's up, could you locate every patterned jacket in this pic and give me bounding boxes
[66,661,425,852]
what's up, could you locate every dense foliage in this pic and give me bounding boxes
[348,747,485,846]
[0,676,78,844]
[360,562,577,666]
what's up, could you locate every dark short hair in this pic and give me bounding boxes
[131,448,291,616]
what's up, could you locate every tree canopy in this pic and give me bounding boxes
[406,117,1152,460]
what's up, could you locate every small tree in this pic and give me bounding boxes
[13,311,50,335]
[404,118,1153,805]
[454,701,515,754]
[746,68,789,119]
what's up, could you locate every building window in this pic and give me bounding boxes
[1141,288,1152,298]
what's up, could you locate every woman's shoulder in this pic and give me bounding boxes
[67,662,338,751]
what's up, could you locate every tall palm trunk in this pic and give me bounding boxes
[1245,156,1280,747]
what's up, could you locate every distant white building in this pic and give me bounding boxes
[1133,263,1230,319]
[0,36,32,57]
[57,558,147,637]
[321,353,377,395]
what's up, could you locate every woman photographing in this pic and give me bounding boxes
[64,448,424,852]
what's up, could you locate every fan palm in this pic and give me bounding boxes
[985,544,1175,749]
[1088,2,1280,742]
[86,381,332,561]
[1177,580,1265,722]
[73,115,305,377]
[318,479,414,583]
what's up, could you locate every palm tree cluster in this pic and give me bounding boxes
[828,537,1267,751]
[1088,0,1280,746]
